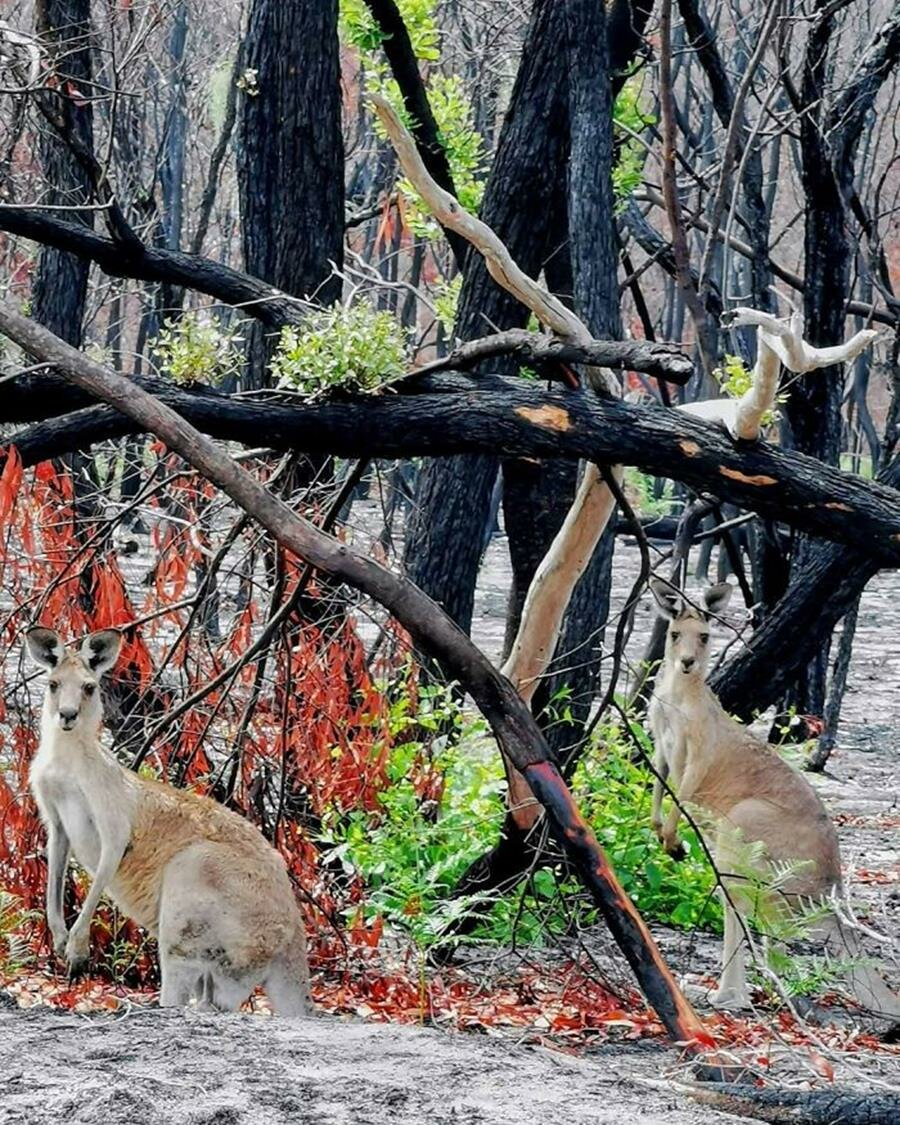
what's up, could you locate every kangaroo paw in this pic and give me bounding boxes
[709,986,751,1012]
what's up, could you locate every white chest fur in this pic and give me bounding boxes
[30,735,130,875]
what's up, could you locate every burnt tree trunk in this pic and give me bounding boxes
[32,0,93,345]
[774,5,900,730]
[402,0,570,632]
[402,0,653,635]
[236,0,344,388]
[32,0,98,606]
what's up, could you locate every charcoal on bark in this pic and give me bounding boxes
[236,0,344,386]
[402,0,571,634]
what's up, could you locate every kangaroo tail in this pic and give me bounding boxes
[265,924,313,1017]
[821,911,900,1027]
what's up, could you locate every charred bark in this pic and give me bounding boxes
[689,1083,900,1125]
[402,0,570,633]
[31,0,94,344]
[9,376,900,565]
[237,0,344,385]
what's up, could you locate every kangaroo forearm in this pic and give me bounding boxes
[45,827,69,935]
[72,852,123,936]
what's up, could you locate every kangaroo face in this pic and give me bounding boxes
[664,610,711,676]
[26,627,122,735]
[650,580,733,679]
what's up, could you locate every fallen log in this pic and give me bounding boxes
[7,374,900,566]
[686,1082,900,1125]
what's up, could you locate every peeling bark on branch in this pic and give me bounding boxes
[679,306,879,441]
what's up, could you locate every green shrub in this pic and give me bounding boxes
[318,680,504,951]
[320,689,722,953]
[151,312,244,387]
[271,303,409,397]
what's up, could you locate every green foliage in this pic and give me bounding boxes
[340,0,485,241]
[433,273,462,336]
[715,353,753,399]
[624,467,674,518]
[321,688,723,953]
[714,353,785,427]
[319,681,504,951]
[763,944,860,1000]
[151,312,244,387]
[271,303,410,397]
[0,892,37,974]
[340,0,441,61]
[569,717,720,930]
[612,80,654,207]
[392,73,486,239]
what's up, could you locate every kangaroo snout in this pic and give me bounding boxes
[680,656,695,672]
[58,708,79,730]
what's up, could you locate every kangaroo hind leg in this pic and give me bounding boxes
[265,929,313,1016]
[159,950,202,1008]
[710,895,751,1010]
[818,912,900,1027]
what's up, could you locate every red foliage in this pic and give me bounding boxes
[0,452,414,983]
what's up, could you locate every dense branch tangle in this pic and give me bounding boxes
[0,298,733,1074]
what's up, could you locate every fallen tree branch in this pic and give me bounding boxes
[0,296,731,1075]
[8,374,900,564]
[413,327,693,385]
[682,1081,900,1125]
[0,207,306,329]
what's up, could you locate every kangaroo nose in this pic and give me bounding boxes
[59,709,78,728]
[681,657,695,671]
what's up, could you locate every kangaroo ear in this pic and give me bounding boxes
[650,579,682,621]
[703,583,733,616]
[26,627,66,670]
[80,629,123,675]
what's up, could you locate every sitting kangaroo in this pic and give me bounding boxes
[647,581,899,1024]
[26,626,312,1014]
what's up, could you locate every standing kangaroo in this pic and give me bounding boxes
[26,626,312,1014]
[647,581,899,1024]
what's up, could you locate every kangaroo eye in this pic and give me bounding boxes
[670,632,680,642]
[699,634,709,644]
[82,683,96,697]
[48,681,59,693]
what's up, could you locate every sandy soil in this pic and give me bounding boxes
[1,511,898,1124]
[0,1005,751,1125]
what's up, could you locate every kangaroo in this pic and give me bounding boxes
[647,581,899,1025]
[25,626,312,1014]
